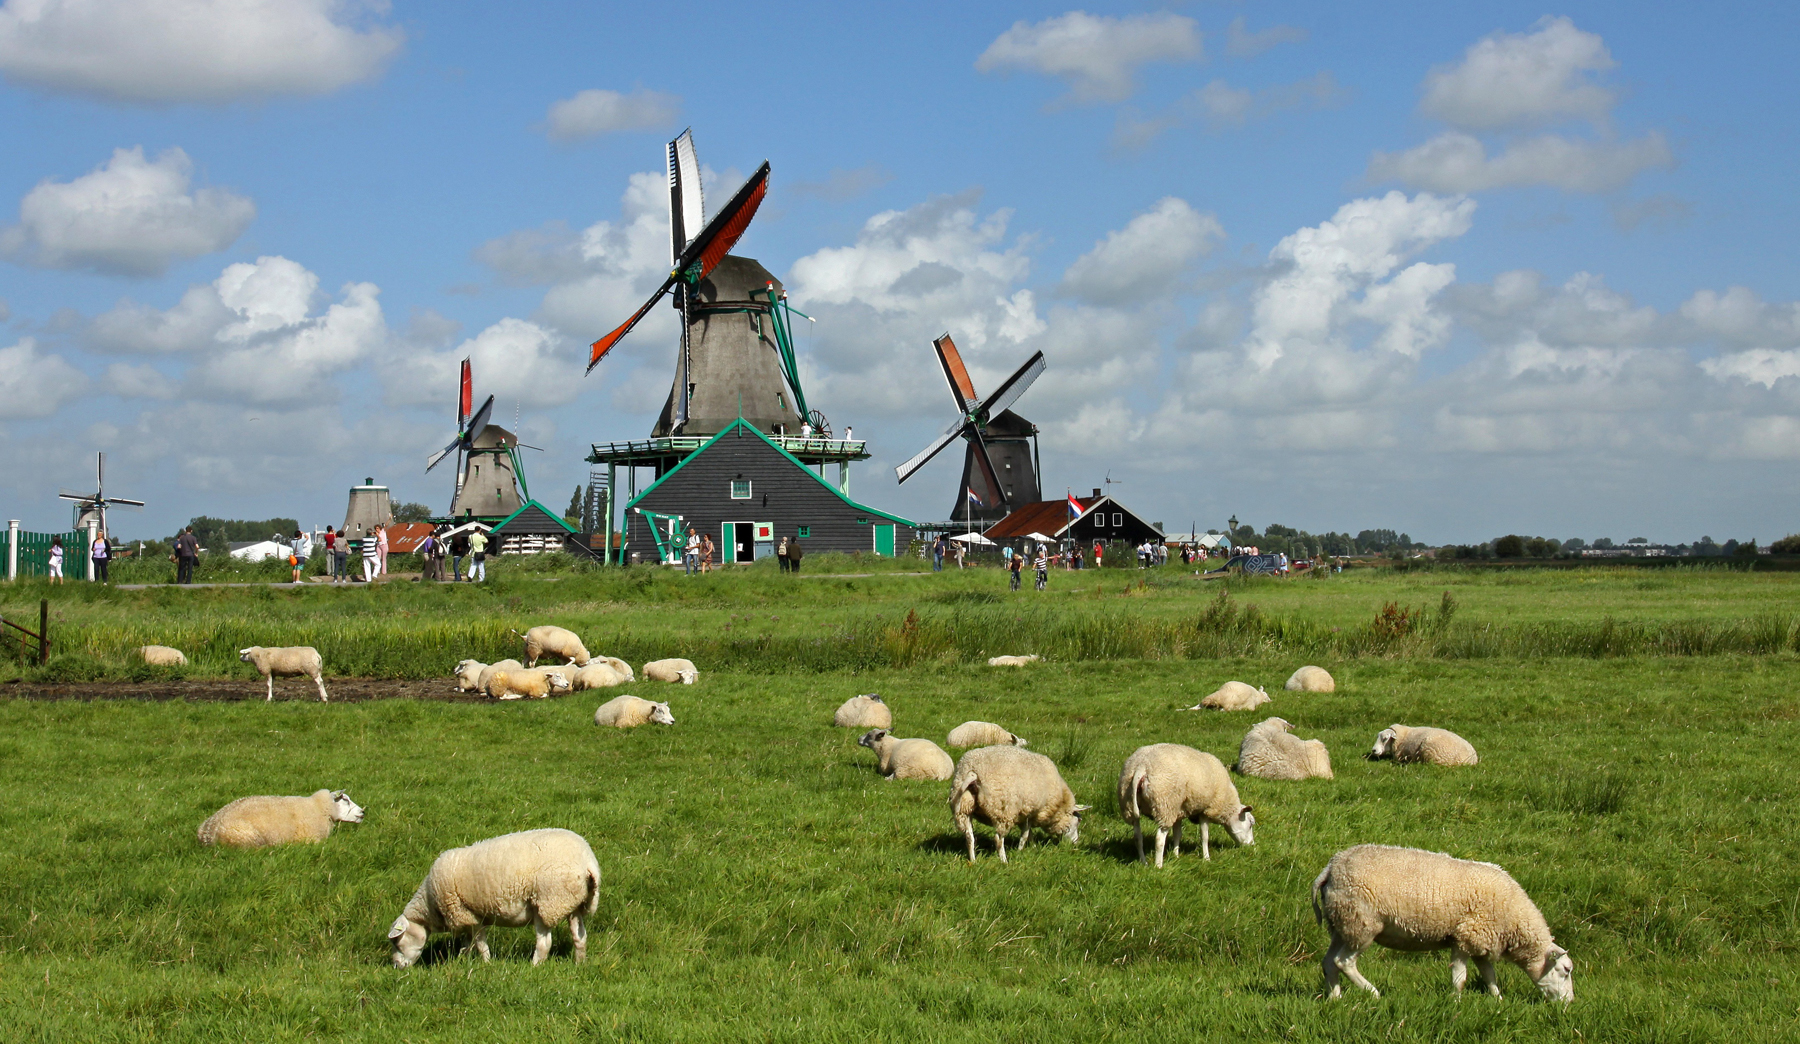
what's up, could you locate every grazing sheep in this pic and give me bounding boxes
[517,625,591,668]
[1117,744,1255,868]
[1313,844,1573,1002]
[389,828,601,968]
[946,721,1028,748]
[484,669,571,700]
[1236,717,1333,781]
[1285,665,1336,692]
[1184,681,1270,712]
[198,789,365,848]
[136,645,188,667]
[238,646,329,702]
[593,695,674,728]
[571,662,629,691]
[949,745,1090,863]
[833,693,892,729]
[986,654,1040,667]
[476,659,524,692]
[1369,724,1479,766]
[643,658,698,684]
[858,728,954,781]
[453,659,487,692]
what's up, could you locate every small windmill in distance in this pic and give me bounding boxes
[59,452,144,533]
[425,359,535,519]
[895,334,1045,524]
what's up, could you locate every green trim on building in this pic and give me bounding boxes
[492,500,580,535]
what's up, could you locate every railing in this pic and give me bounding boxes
[0,599,49,665]
[588,435,868,461]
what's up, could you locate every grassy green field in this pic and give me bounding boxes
[1,564,1797,1041]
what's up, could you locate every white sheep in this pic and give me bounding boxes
[858,728,954,780]
[986,654,1040,667]
[1117,743,1255,868]
[1369,724,1479,766]
[946,721,1028,748]
[476,659,524,692]
[485,668,571,700]
[833,693,892,729]
[1313,844,1573,1002]
[137,645,188,667]
[197,789,365,848]
[949,745,1090,863]
[593,695,675,728]
[453,659,487,692]
[1236,717,1333,781]
[517,625,591,668]
[571,662,629,691]
[1285,665,1336,692]
[389,828,602,968]
[1184,680,1270,712]
[592,656,634,682]
[642,658,698,684]
[238,646,329,702]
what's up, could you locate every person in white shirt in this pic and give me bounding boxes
[1034,544,1050,591]
[469,528,489,581]
[48,536,64,584]
[684,528,700,576]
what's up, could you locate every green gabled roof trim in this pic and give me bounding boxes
[622,418,918,527]
[493,499,580,535]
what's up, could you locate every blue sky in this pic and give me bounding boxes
[3,1,1798,545]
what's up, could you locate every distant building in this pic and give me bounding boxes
[984,490,1163,547]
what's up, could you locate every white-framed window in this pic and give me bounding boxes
[1113,512,1123,527]
[730,480,752,500]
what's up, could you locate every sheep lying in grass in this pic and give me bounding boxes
[1285,665,1335,692]
[476,659,524,692]
[1118,743,1254,868]
[572,663,629,690]
[484,669,572,700]
[1184,681,1270,712]
[593,695,674,728]
[949,745,1089,863]
[1313,844,1573,1002]
[389,828,601,968]
[198,789,364,848]
[453,660,488,692]
[238,646,329,702]
[137,645,188,667]
[986,654,1040,667]
[858,728,954,780]
[1369,724,1479,766]
[946,721,1028,748]
[591,656,634,682]
[642,658,698,684]
[1236,717,1333,781]
[833,693,891,728]
[517,625,591,668]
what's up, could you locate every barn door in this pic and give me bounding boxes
[873,524,895,557]
[724,521,754,563]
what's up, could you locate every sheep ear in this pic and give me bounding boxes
[1073,804,1093,812]
[387,915,411,940]
[1240,806,1254,817]
[331,790,345,799]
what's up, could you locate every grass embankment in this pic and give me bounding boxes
[0,567,1797,1041]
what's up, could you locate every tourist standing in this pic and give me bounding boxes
[175,526,199,584]
[288,529,307,583]
[787,535,803,573]
[48,536,64,584]
[776,535,790,573]
[419,530,438,581]
[91,529,110,584]
[375,524,390,576]
[1073,545,1083,570]
[323,527,337,580]
[683,527,699,576]
[360,531,379,582]
[932,534,946,572]
[953,540,966,570]
[1093,540,1103,569]
[450,530,469,581]
[700,533,714,573]
[468,527,489,581]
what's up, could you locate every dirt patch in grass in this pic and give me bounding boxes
[0,677,486,703]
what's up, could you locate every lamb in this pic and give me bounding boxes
[238,646,329,702]
[642,658,698,684]
[137,645,188,667]
[517,625,591,668]
[389,828,601,968]
[571,662,629,691]
[1285,665,1336,692]
[1236,717,1333,781]
[1312,844,1573,1002]
[593,695,675,728]
[1184,680,1270,712]
[476,659,524,692]
[484,668,572,700]
[1369,724,1479,766]
[948,745,1090,863]
[197,789,365,848]
[832,693,892,729]
[857,728,954,780]
[946,721,1028,748]
[453,659,487,692]
[986,654,1040,667]
[1117,743,1255,868]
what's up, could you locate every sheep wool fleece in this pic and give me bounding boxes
[393,828,601,967]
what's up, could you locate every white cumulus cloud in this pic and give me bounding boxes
[0,0,403,104]
[1368,131,1673,194]
[383,317,582,412]
[1060,197,1222,305]
[2,146,254,276]
[976,10,1201,105]
[1421,16,1616,130]
[544,88,681,141]
[0,337,87,418]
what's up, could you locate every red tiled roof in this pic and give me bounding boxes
[384,523,437,553]
[982,498,1090,540]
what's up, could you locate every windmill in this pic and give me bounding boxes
[425,359,532,519]
[587,129,810,439]
[59,452,144,533]
[894,334,1045,524]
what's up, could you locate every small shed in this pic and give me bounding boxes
[490,500,579,555]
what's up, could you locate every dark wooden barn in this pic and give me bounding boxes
[622,420,916,563]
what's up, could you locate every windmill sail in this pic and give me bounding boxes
[896,335,1046,522]
[667,129,704,264]
[458,358,472,429]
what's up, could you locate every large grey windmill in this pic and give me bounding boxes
[895,334,1045,524]
[425,359,530,519]
[59,452,144,533]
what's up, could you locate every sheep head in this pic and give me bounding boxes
[1224,805,1255,846]
[857,728,891,750]
[389,914,429,968]
[1531,945,1575,1003]
[677,669,697,684]
[1369,726,1403,759]
[650,702,675,726]
[330,791,366,824]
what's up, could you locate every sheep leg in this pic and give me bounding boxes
[1133,819,1145,863]
[265,674,274,702]
[313,672,329,703]
[1200,820,1210,860]
[995,829,1009,864]
[531,918,554,966]
[472,926,491,962]
[1153,826,1168,869]
[1171,820,1183,858]
[1018,827,1031,849]
[1337,950,1381,998]
[569,912,588,964]
[1475,956,1501,997]
[1322,939,1346,998]
[959,816,978,863]
[1450,950,1469,995]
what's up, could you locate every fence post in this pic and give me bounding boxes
[6,520,16,581]
[85,519,98,582]
[38,598,48,666]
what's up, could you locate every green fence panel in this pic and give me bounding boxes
[15,530,89,578]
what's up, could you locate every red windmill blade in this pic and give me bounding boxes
[587,161,771,373]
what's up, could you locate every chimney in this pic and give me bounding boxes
[1091,488,1102,498]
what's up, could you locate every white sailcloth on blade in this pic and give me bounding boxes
[667,129,706,262]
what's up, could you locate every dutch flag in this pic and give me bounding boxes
[967,487,983,506]
[1067,492,1083,518]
